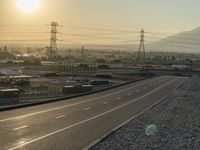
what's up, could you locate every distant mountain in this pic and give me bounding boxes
[78,27,200,53]
[147,27,200,53]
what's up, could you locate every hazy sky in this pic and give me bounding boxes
[1,0,200,46]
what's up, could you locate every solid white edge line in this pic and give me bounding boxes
[0,77,165,122]
[8,77,185,150]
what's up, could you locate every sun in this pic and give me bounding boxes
[16,0,41,13]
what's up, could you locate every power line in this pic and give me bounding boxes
[61,33,138,38]
[0,39,49,42]
[63,25,140,33]
[146,35,200,42]
[0,24,49,27]
[146,31,200,36]
[146,36,200,45]
[0,32,49,35]
[0,24,198,35]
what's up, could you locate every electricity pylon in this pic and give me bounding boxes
[137,29,146,64]
[48,22,58,57]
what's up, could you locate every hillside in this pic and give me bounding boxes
[147,27,200,53]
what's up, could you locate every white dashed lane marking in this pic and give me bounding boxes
[13,126,28,131]
[56,115,66,119]
[83,107,91,111]
[103,101,109,105]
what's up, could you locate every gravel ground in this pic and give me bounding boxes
[91,76,200,150]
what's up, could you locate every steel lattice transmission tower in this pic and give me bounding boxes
[137,29,146,64]
[48,22,58,57]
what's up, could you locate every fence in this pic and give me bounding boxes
[58,62,97,77]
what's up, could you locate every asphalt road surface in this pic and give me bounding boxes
[0,76,187,150]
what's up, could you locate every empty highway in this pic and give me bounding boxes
[0,76,187,150]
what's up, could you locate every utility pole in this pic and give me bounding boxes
[68,49,71,59]
[137,29,146,64]
[4,46,7,53]
[27,47,31,57]
[81,46,85,62]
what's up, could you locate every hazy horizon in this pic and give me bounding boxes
[1,0,200,52]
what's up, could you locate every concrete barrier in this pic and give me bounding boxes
[62,85,94,94]
[90,80,110,86]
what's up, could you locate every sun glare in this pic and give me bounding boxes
[16,0,41,13]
